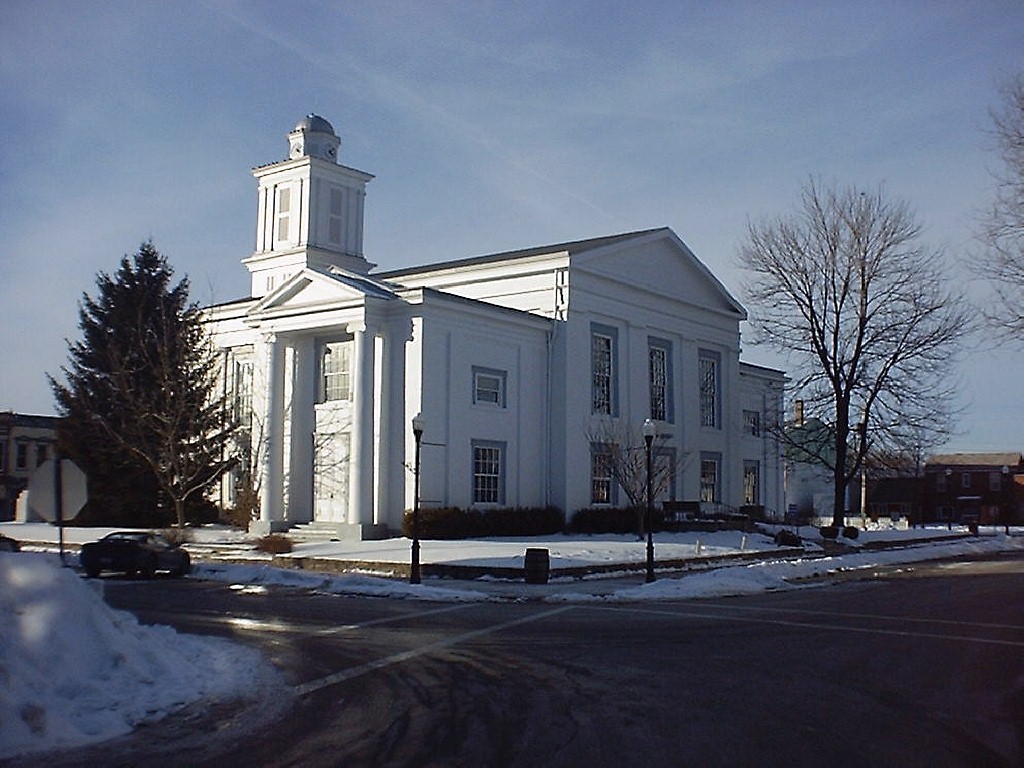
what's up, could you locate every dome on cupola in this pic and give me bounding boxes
[294,114,336,135]
[288,113,341,162]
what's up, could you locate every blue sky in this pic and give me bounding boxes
[1,1,1021,452]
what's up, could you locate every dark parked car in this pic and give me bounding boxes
[0,533,20,552]
[80,531,191,578]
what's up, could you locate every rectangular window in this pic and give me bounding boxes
[648,338,673,422]
[277,187,291,242]
[591,329,615,415]
[988,472,1002,492]
[654,446,678,502]
[472,441,505,505]
[590,443,615,505]
[743,410,761,437]
[16,442,28,470]
[936,473,947,492]
[328,187,343,244]
[473,367,506,407]
[743,460,760,505]
[0,440,6,472]
[322,341,352,402]
[231,358,254,425]
[961,472,971,489]
[700,454,720,503]
[35,444,48,468]
[699,350,720,428]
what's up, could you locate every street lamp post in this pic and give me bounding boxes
[1002,465,1010,536]
[410,413,424,584]
[643,418,657,583]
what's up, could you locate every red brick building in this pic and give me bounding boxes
[922,453,1023,526]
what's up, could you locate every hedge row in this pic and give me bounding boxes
[568,507,666,534]
[398,505,676,539]
[401,506,564,539]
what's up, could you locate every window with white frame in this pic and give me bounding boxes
[743,460,760,505]
[590,443,615,505]
[961,472,971,489]
[16,442,28,470]
[936,473,947,491]
[743,410,761,437]
[699,350,720,428]
[654,446,678,502]
[276,186,292,243]
[328,187,343,245]
[0,440,6,472]
[473,367,506,407]
[35,444,48,468]
[322,341,352,402]
[591,326,617,415]
[233,358,254,425]
[648,338,673,422]
[472,441,505,504]
[699,454,720,502]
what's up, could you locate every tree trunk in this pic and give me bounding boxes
[831,467,847,529]
[832,413,849,529]
[174,497,186,529]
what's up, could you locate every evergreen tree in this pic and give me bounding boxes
[50,242,236,527]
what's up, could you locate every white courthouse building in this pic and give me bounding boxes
[205,115,785,538]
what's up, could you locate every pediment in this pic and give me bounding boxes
[576,229,745,318]
[247,267,396,317]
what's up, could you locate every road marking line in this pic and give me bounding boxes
[694,602,1023,631]
[588,605,1024,648]
[314,603,477,635]
[293,606,574,697]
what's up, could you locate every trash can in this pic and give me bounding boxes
[524,548,550,584]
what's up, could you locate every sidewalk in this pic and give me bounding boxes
[4,520,1006,602]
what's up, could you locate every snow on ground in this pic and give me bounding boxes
[0,552,286,761]
[0,521,1021,760]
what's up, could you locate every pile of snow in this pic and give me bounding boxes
[0,553,282,760]
[593,533,1024,601]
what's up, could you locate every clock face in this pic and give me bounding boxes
[326,146,336,158]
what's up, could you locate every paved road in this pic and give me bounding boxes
[25,552,1024,767]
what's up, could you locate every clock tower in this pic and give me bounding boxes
[243,114,375,298]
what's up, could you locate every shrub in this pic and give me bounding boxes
[774,529,802,547]
[161,527,194,546]
[222,485,259,530]
[570,507,635,534]
[185,498,220,526]
[255,534,293,554]
[841,526,860,540]
[401,506,564,539]
[568,507,667,535]
[819,525,839,539]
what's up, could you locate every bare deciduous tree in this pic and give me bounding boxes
[586,419,686,535]
[739,181,972,528]
[978,73,1024,340]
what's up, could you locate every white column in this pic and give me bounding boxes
[260,332,284,523]
[348,322,375,526]
[374,331,389,526]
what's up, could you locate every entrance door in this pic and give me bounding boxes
[314,432,350,522]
